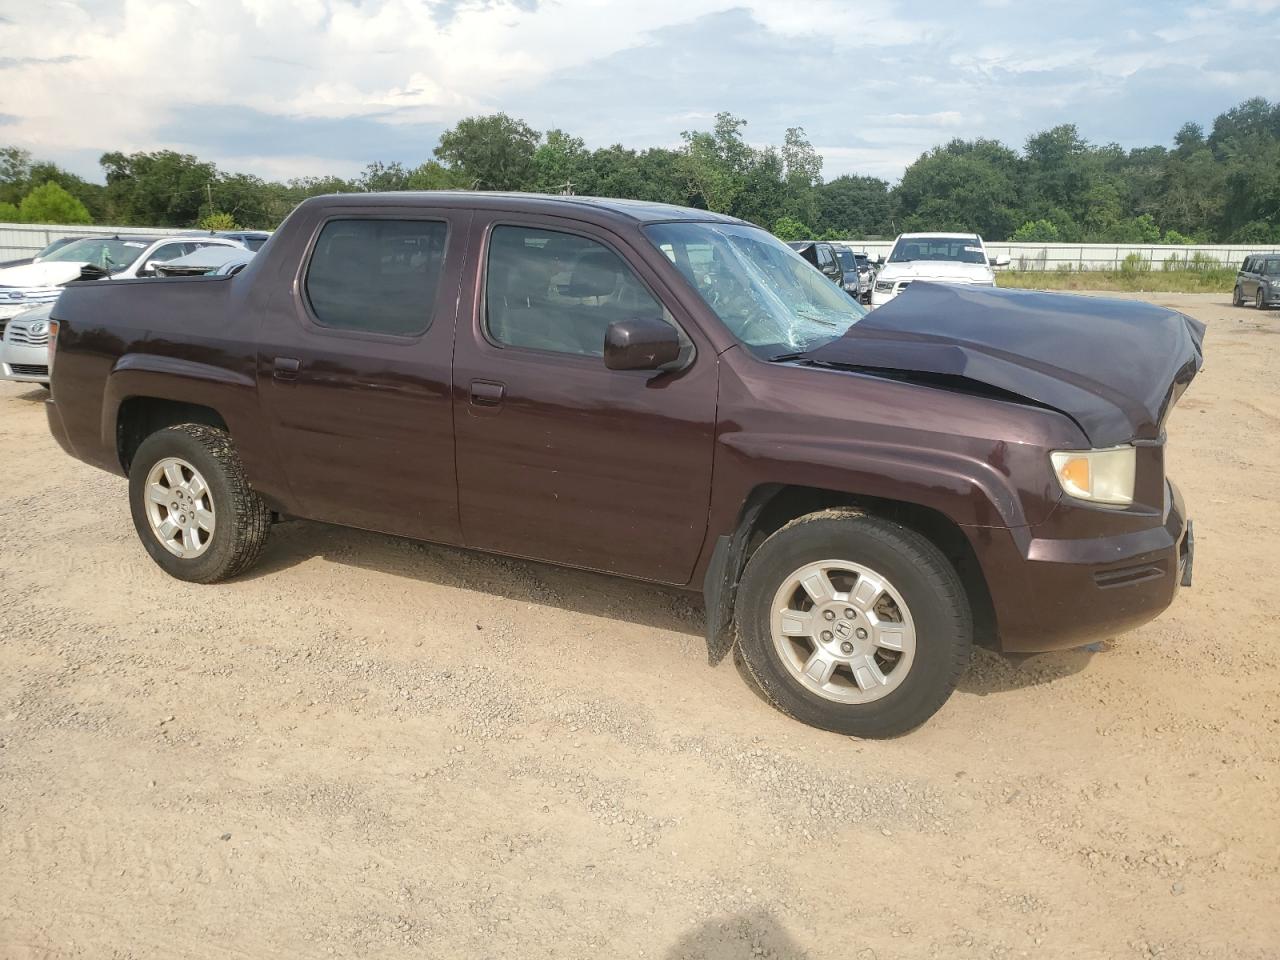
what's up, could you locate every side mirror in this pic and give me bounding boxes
[604,317,682,371]
[990,255,1011,268]
[874,255,885,266]
[141,260,161,276]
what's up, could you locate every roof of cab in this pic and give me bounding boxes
[305,191,748,226]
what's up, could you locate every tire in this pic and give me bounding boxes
[128,423,271,583]
[1233,286,1243,307]
[1258,288,1267,310]
[734,509,971,738]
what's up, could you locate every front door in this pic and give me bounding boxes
[258,209,469,543]
[451,216,717,585]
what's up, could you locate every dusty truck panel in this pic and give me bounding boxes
[45,191,1199,738]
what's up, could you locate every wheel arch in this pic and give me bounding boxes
[115,395,230,473]
[702,483,996,665]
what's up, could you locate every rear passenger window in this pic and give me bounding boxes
[485,225,667,357]
[305,219,448,336]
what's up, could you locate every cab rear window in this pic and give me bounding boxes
[305,219,448,336]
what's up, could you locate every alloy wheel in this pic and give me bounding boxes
[144,457,216,558]
[770,559,917,703]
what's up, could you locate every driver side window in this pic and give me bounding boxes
[485,225,670,357]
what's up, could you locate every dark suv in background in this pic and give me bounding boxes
[786,240,843,287]
[1234,255,1280,309]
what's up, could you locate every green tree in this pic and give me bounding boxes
[816,175,894,238]
[18,181,92,224]
[1011,219,1060,242]
[404,161,465,191]
[896,138,1023,240]
[532,129,589,194]
[199,211,238,231]
[772,216,812,241]
[100,150,218,226]
[434,113,541,190]
[780,126,822,225]
[680,112,755,213]
[0,200,19,221]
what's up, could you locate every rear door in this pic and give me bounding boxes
[450,214,717,584]
[257,207,470,543]
[815,243,841,284]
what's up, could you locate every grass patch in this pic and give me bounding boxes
[997,269,1235,294]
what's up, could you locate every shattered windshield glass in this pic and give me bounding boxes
[644,221,866,357]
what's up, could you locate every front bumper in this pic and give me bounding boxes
[0,337,49,383]
[966,480,1192,653]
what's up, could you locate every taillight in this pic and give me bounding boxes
[47,319,59,373]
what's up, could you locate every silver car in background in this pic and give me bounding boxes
[0,303,53,387]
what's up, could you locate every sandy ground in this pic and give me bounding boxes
[1,293,1277,960]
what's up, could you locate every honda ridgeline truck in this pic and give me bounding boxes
[43,193,1203,737]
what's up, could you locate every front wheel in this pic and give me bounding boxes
[734,510,972,737]
[128,424,271,583]
[1258,288,1267,310]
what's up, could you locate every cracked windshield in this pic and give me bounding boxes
[646,221,866,357]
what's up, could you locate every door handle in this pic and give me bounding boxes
[469,379,505,407]
[273,356,301,381]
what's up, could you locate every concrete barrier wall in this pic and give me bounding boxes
[0,223,175,262]
[835,240,1280,271]
[6,222,1280,271]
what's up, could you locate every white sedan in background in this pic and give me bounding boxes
[869,232,1010,308]
[0,235,247,387]
[0,303,54,387]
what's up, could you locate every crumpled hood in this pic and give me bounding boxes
[0,260,91,288]
[875,261,994,284]
[807,283,1205,447]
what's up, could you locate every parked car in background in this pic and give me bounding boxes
[0,235,88,270]
[45,192,1201,738]
[155,246,255,277]
[214,230,271,252]
[786,240,844,286]
[870,233,1010,308]
[833,248,868,301]
[0,235,92,271]
[852,252,875,290]
[1233,254,1280,309]
[0,235,244,323]
[0,302,53,386]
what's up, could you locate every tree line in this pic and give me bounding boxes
[1,96,1277,243]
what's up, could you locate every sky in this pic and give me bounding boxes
[1,0,1278,186]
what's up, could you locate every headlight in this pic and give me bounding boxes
[874,281,893,293]
[1050,446,1136,506]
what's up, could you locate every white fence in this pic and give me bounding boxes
[836,240,1280,271]
[5,222,1279,272]
[0,222,175,262]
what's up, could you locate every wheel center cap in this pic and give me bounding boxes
[833,619,854,641]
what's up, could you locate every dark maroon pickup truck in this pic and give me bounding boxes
[44,193,1203,736]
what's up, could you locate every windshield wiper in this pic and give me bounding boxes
[768,350,809,363]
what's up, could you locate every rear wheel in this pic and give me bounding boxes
[128,424,271,583]
[1233,285,1244,307]
[734,509,971,738]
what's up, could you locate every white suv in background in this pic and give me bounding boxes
[870,232,1009,308]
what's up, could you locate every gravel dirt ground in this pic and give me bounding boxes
[1,293,1277,960]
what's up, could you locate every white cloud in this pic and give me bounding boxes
[0,0,1276,185]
